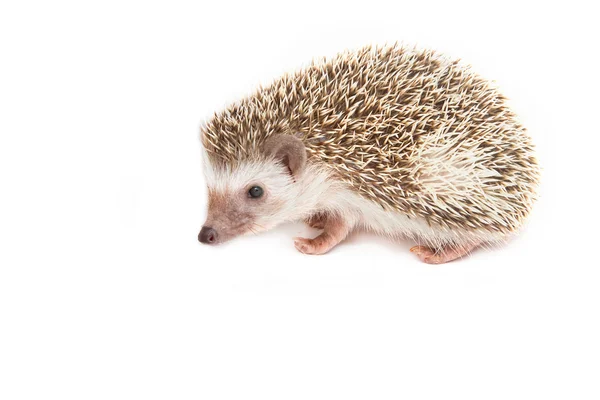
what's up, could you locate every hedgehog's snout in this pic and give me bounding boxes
[198,226,218,245]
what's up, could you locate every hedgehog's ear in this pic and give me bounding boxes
[263,134,307,177]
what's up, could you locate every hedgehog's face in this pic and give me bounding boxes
[199,135,307,245]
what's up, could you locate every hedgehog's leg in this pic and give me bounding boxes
[410,242,480,264]
[304,211,328,230]
[294,215,351,255]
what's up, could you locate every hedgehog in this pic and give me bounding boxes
[198,44,539,264]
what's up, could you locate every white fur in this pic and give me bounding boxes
[203,153,507,249]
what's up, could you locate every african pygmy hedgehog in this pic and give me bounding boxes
[198,44,539,264]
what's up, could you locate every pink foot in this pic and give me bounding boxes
[410,243,479,264]
[294,236,332,255]
[295,215,351,255]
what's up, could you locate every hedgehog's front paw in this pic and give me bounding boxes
[293,236,331,255]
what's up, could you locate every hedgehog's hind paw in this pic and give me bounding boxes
[410,243,479,264]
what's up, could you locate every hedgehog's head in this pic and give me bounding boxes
[199,135,308,245]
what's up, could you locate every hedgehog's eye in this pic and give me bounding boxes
[248,186,263,198]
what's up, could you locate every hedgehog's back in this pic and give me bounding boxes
[202,45,539,234]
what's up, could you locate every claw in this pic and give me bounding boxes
[293,237,314,254]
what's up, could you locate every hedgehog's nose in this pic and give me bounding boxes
[198,226,218,244]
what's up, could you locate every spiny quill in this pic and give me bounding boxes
[201,44,539,235]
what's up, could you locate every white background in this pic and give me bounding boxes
[1,0,598,399]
